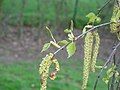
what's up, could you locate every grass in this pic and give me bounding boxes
[0,58,107,90]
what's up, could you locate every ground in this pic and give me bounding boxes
[0,26,119,61]
[0,57,107,90]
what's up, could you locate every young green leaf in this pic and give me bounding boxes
[86,12,101,24]
[64,29,71,33]
[68,33,74,41]
[96,17,101,23]
[41,43,51,52]
[102,77,109,84]
[86,12,96,18]
[86,12,96,23]
[58,40,69,46]
[66,42,76,58]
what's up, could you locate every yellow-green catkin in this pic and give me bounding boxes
[39,53,53,90]
[82,32,93,90]
[39,53,60,90]
[91,31,100,72]
[110,1,120,40]
[49,59,60,80]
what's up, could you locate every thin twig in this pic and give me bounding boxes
[75,22,111,40]
[94,41,120,90]
[97,0,113,15]
[46,26,57,43]
[53,20,120,56]
[53,44,67,55]
[110,55,116,90]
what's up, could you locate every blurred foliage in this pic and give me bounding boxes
[1,0,113,28]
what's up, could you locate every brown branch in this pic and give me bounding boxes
[94,41,120,90]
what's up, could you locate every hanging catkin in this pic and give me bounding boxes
[39,53,60,90]
[91,31,100,72]
[49,58,60,80]
[82,32,93,90]
[110,1,120,40]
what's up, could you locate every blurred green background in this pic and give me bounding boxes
[1,0,113,28]
[0,0,115,90]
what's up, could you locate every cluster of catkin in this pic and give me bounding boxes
[82,31,100,90]
[39,53,60,90]
[110,1,120,40]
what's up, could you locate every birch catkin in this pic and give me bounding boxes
[110,1,120,40]
[82,32,93,90]
[49,58,60,80]
[39,53,60,90]
[39,53,53,90]
[110,5,120,33]
[91,31,100,72]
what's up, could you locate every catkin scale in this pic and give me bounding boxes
[91,31,100,72]
[82,32,93,90]
[39,53,60,90]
